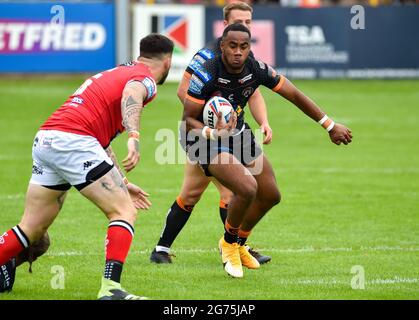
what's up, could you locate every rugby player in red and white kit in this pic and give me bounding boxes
[0,34,174,300]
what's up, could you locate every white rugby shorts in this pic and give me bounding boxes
[30,130,113,190]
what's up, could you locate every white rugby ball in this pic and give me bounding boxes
[203,96,233,129]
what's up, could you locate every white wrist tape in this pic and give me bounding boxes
[209,129,216,140]
[318,115,335,132]
[201,126,209,139]
[318,115,329,125]
[202,126,216,140]
[326,121,335,132]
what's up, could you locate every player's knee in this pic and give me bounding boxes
[220,196,232,206]
[109,205,137,226]
[123,208,137,226]
[269,188,281,206]
[219,191,233,203]
[214,182,233,202]
[18,222,47,244]
[260,186,281,207]
[181,189,203,206]
[236,178,257,202]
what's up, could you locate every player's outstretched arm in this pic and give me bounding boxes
[277,77,353,145]
[121,81,147,172]
[248,88,272,144]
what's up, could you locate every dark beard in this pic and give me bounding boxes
[158,70,169,85]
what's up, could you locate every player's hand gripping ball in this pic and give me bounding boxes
[203,96,233,129]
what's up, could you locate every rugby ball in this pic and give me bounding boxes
[203,96,233,129]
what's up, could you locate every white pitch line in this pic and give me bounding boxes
[0,155,31,160]
[320,167,419,174]
[368,277,419,285]
[277,277,419,286]
[360,245,419,252]
[46,251,84,256]
[39,250,419,287]
[43,247,419,287]
[278,167,419,174]
[45,245,419,257]
[0,194,25,200]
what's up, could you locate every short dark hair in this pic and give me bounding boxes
[222,23,251,40]
[139,34,174,59]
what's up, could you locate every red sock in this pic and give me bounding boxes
[105,220,134,264]
[0,226,29,265]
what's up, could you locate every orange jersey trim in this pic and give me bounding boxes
[272,75,286,93]
[185,94,205,105]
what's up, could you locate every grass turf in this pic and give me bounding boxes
[0,78,418,300]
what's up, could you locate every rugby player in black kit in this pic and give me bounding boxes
[183,23,352,278]
[150,2,272,265]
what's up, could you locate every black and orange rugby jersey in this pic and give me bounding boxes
[186,56,285,129]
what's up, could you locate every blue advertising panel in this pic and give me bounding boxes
[0,1,115,72]
[205,6,419,78]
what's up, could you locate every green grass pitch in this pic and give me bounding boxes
[0,78,418,300]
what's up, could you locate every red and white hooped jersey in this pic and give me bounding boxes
[41,61,157,148]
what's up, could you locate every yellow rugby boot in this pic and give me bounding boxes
[239,244,260,269]
[218,237,243,278]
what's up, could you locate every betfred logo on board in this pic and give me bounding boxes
[0,21,106,53]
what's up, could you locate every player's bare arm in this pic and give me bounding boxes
[121,81,147,172]
[183,98,206,133]
[278,77,353,146]
[248,88,272,144]
[177,72,191,103]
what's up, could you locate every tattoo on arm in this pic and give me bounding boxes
[122,85,146,157]
[121,91,144,133]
